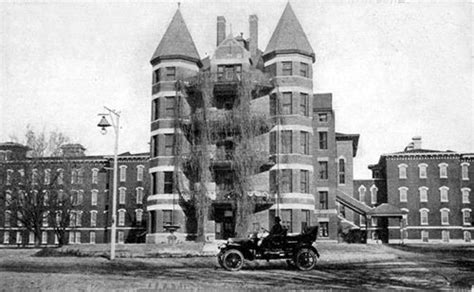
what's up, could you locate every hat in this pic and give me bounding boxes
[275,216,281,222]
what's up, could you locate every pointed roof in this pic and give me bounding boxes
[150,9,201,65]
[264,3,315,62]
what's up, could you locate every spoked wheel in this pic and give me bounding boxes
[294,247,317,271]
[222,249,244,271]
[217,251,224,268]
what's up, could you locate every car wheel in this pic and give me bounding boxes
[222,249,244,271]
[217,251,225,268]
[294,247,317,271]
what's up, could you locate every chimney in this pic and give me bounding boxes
[249,14,258,57]
[404,142,414,152]
[412,136,422,150]
[61,144,86,157]
[217,16,226,46]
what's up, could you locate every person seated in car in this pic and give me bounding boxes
[269,216,285,236]
[260,216,287,249]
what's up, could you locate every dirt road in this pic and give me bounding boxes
[0,243,472,290]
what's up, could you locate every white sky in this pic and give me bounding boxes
[0,0,472,178]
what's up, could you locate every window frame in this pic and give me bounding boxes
[300,62,309,78]
[300,131,309,155]
[299,92,308,116]
[419,186,428,202]
[164,172,174,194]
[281,130,293,154]
[282,61,293,76]
[461,162,469,180]
[338,157,346,185]
[319,191,328,209]
[439,186,449,202]
[370,185,378,204]
[462,208,471,225]
[118,209,126,226]
[318,131,328,150]
[281,92,292,115]
[398,164,408,179]
[439,163,448,178]
[399,187,408,202]
[137,165,144,182]
[300,170,309,193]
[440,208,450,225]
[119,187,126,204]
[119,165,127,182]
[319,161,328,180]
[91,168,99,184]
[418,163,427,179]
[462,188,471,204]
[420,208,429,225]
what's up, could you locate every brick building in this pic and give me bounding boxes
[147,3,359,243]
[353,137,473,243]
[0,142,149,246]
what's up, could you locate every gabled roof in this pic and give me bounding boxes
[264,3,315,61]
[150,9,200,65]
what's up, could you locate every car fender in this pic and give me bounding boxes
[294,244,320,258]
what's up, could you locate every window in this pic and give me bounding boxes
[300,131,309,155]
[419,187,428,202]
[119,165,127,182]
[137,165,144,181]
[16,232,22,244]
[420,209,429,225]
[3,231,9,244]
[152,99,160,120]
[319,222,329,237]
[57,169,64,185]
[32,168,38,184]
[119,187,126,204]
[165,96,175,117]
[91,168,98,184]
[5,211,11,227]
[439,186,449,202]
[439,163,448,178]
[371,217,377,227]
[29,232,34,244]
[301,210,310,231]
[69,231,74,244]
[319,161,328,180]
[462,188,471,203]
[153,68,161,84]
[442,230,450,243]
[90,211,97,227]
[318,131,328,150]
[71,169,78,184]
[319,191,328,209]
[338,158,345,185]
[421,230,429,242]
[358,185,366,202]
[136,187,144,204]
[166,66,176,79]
[464,231,472,243]
[300,62,309,78]
[17,211,23,226]
[6,169,13,185]
[418,163,427,179]
[280,209,292,233]
[75,232,81,244]
[164,134,174,156]
[370,185,378,204]
[91,190,98,206]
[42,232,47,244]
[152,172,158,194]
[360,215,366,226]
[42,212,48,227]
[282,61,292,76]
[77,169,84,184]
[401,209,409,225]
[72,190,84,206]
[399,187,408,202]
[462,209,471,225]
[281,169,293,193]
[398,164,407,179]
[151,135,158,157]
[270,94,277,116]
[136,209,143,223]
[76,212,82,227]
[318,113,328,123]
[5,191,11,206]
[164,172,174,194]
[282,92,292,115]
[281,130,292,153]
[118,210,126,226]
[461,162,469,180]
[269,131,277,154]
[90,231,96,244]
[441,208,450,225]
[300,93,308,116]
[300,170,309,193]
[163,210,172,226]
[118,231,124,244]
[44,169,51,185]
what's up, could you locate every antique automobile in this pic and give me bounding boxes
[217,226,320,271]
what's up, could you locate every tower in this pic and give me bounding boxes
[148,8,201,243]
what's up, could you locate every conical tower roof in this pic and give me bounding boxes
[150,9,201,65]
[264,3,315,62]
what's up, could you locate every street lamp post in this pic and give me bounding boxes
[97,106,120,260]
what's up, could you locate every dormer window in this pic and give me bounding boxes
[282,61,292,76]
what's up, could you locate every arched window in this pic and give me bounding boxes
[419,186,428,202]
[137,165,144,182]
[44,169,51,185]
[462,208,471,225]
[462,188,471,204]
[338,158,346,185]
[91,189,98,206]
[135,209,143,223]
[440,208,450,225]
[398,164,408,179]
[119,187,126,204]
[439,186,449,202]
[399,187,408,202]
[464,231,472,242]
[91,168,99,184]
[418,163,427,179]
[119,165,127,182]
[401,208,409,226]
[370,185,378,204]
[118,209,126,226]
[461,162,469,180]
[136,187,144,204]
[90,210,97,227]
[419,208,429,225]
[358,185,366,202]
[438,163,448,178]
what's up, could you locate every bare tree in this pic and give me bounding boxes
[9,125,70,157]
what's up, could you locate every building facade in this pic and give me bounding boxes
[147,3,359,243]
[0,142,149,246]
[354,137,473,243]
